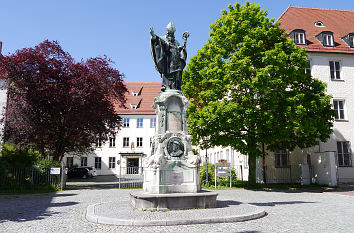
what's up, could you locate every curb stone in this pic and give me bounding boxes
[85,203,266,226]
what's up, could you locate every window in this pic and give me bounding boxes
[81,157,87,167]
[333,100,345,120]
[95,157,101,169]
[123,118,130,127]
[350,35,354,48]
[137,118,143,128]
[294,32,305,45]
[337,141,352,167]
[67,157,73,168]
[305,60,311,74]
[123,137,129,147]
[109,157,116,169]
[131,104,137,110]
[109,136,116,147]
[329,61,341,80]
[315,21,325,27]
[150,118,156,128]
[275,149,289,168]
[150,137,153,147]
[323,34,334,46]
[137,137,143,147]
[96,139,102,147]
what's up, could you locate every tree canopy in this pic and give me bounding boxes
[0,40,127,161]
[182,2,335,184]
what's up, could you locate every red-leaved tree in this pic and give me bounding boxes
[0,40,127,161]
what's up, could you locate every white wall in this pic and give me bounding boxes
[64,114,156,175]
[309,53,354,182]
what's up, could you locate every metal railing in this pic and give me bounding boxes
[265,165,301,184]
[117,166,143,189]
[0,167,62,190]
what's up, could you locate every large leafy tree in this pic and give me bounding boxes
[0,40,127,161]
[182,2,335,184]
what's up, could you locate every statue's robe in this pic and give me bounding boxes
[150,35,187,90]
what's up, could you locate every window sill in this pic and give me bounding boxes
[338,165,352,167]
[335,119,349,122]
[330,79,344,82]
[275,166,291,168]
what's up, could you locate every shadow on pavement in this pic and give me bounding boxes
[217,200,242,208]
[248,200,316,207]
[0,193,79,223]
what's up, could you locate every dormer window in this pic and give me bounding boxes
[341,33,354,48]
[316,31,334,47]
[289,29,306,45]
[132,92,139,97]
[315,21,325,27]
[295,32,305,44]
[130,104,137,110]
[323,33,334,46]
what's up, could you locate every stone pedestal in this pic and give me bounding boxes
[131,90,217,209]
[142,90,201,194]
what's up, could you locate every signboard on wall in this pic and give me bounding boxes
[50,168,61,175]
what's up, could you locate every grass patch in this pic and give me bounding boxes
[0,185,61,194]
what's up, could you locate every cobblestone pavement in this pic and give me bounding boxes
[1,187,354,233]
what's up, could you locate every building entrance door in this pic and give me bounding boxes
[127,158,139,174]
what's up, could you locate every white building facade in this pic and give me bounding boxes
[266,6,354,184]
[64,82,161,175]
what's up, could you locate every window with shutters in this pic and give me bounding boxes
[333,100,346,120]
[337,141,352,167]
[275,149,289,168]
[329,61,341,80]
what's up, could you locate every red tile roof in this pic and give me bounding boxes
[278,6,354,54]
[114,82,161,115]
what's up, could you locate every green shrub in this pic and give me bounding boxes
[0,144,40,168]
[34,158,61,173]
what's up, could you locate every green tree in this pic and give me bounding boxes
[182,2,335,185]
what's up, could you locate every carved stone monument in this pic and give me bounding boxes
[130,22,217,210]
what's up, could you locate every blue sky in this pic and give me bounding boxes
[1,0,353,82]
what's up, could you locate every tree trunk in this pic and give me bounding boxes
[248,155,257,186]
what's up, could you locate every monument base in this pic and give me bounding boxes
[130,190,218,210]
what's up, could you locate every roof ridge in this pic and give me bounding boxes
[286,6,354,13]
